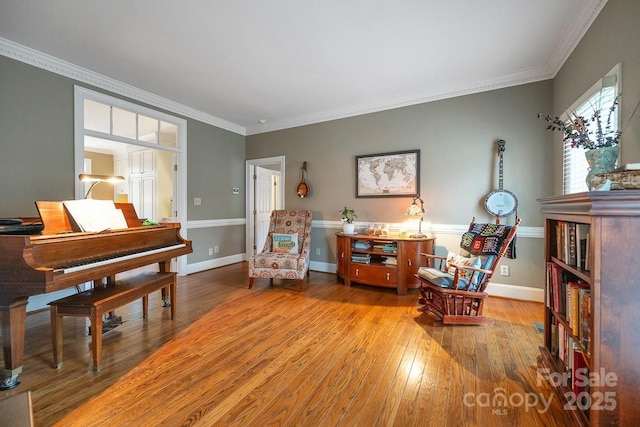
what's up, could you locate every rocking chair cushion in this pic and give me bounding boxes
[417,267,478,291]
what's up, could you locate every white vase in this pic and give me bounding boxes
[343,223,356,234]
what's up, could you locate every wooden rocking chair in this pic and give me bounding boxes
[415,217,520,325]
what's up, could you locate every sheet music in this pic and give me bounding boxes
[62,199,128,232]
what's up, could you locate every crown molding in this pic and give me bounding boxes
[0,37,247,136]
[246,67,553,135]
[1,0,605,138]
[543,0,609,76]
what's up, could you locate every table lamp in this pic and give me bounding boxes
[405,196,426,238]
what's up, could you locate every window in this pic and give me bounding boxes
[563,66,620,194]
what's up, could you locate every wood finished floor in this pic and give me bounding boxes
[1,263,572,426]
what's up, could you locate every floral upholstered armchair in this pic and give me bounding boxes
[248,210,312,291]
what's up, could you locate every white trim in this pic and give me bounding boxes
[245,68,552,135]
[1,0,605,140]
[245,156,286,258]
[186,254,246,275]
[486,282,545,303]
[544,0,608,79]
[74,86,189,275]
[310,261,335,274]
[0,37,245,136]
[311,220,543,239]
[188,218,246,229]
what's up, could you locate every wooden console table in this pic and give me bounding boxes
[336,233,435,295]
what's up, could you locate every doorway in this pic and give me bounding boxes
[74,86,188,275]
[246,156,285,256]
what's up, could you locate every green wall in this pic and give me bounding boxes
[0,55,75,216]
[2,0,638,292]
[552,0,640,194]
[247,81,553,290]
[0,55,246,266]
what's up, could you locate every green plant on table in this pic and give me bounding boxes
[340,207,357,223]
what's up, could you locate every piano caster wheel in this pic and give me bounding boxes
[0,375,20,391]
[162,299,171,308]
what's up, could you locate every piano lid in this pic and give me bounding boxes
[0,218,43,235]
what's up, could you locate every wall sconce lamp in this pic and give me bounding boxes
[405,195,426,238]
[79,174,125,199]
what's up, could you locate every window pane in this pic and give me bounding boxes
[84,99,110,133]
[159,121,177,148]
[563,145,588,194]
[112,108,137,139]
[563,84,618,194]
[138,115,158,143]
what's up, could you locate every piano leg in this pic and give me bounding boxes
[159,260,171,307]
[0,297,28,390]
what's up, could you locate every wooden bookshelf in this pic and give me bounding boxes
[335,233,434,295]
[538,191,640,426]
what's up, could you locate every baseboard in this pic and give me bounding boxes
[486,282,544,302]
[186,254,246,275]
[309,261,335,274]
[187,258,543,303]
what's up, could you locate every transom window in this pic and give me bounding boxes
[84,98,178,148]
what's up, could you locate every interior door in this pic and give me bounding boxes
[254,166,281,254]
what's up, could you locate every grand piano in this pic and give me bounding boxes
[0,201,192,389]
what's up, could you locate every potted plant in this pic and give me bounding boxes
[538,94,621,189]
[340,206,357,234]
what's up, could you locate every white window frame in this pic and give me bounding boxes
[563,64,621,194]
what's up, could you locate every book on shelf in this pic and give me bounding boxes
[546,262,565,314]
[354,240,372,250]
[382,256,397,265]
[550,320,559,357]
[572,343,589,396]
[579,290,591,356]
[555,221,565,262]
[567,223,577,266]
[351,253,371,264]
[558,322,567,363]
[575,223,590,270]
[382,243,397,253]
[566,281,588,336]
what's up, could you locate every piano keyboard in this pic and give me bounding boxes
[60,244,187,274]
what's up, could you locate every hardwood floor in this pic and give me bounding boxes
[1,263,571,426]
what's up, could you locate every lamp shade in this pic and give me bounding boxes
[406,203,423,217]
[79,174,125,198]
[79,174,125,183]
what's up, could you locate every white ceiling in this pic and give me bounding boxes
[0,0,606,135]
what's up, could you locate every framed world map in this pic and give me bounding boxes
[355,149,420,198]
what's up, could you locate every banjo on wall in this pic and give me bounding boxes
[484,139,518,218]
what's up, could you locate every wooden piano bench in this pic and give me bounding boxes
[48,271,177,372]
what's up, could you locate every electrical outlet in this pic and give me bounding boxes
[194,197,202,206]
[500,265,510,276]
[208,248,213,256]
[315,248,321,255]
[214,245,219,253]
